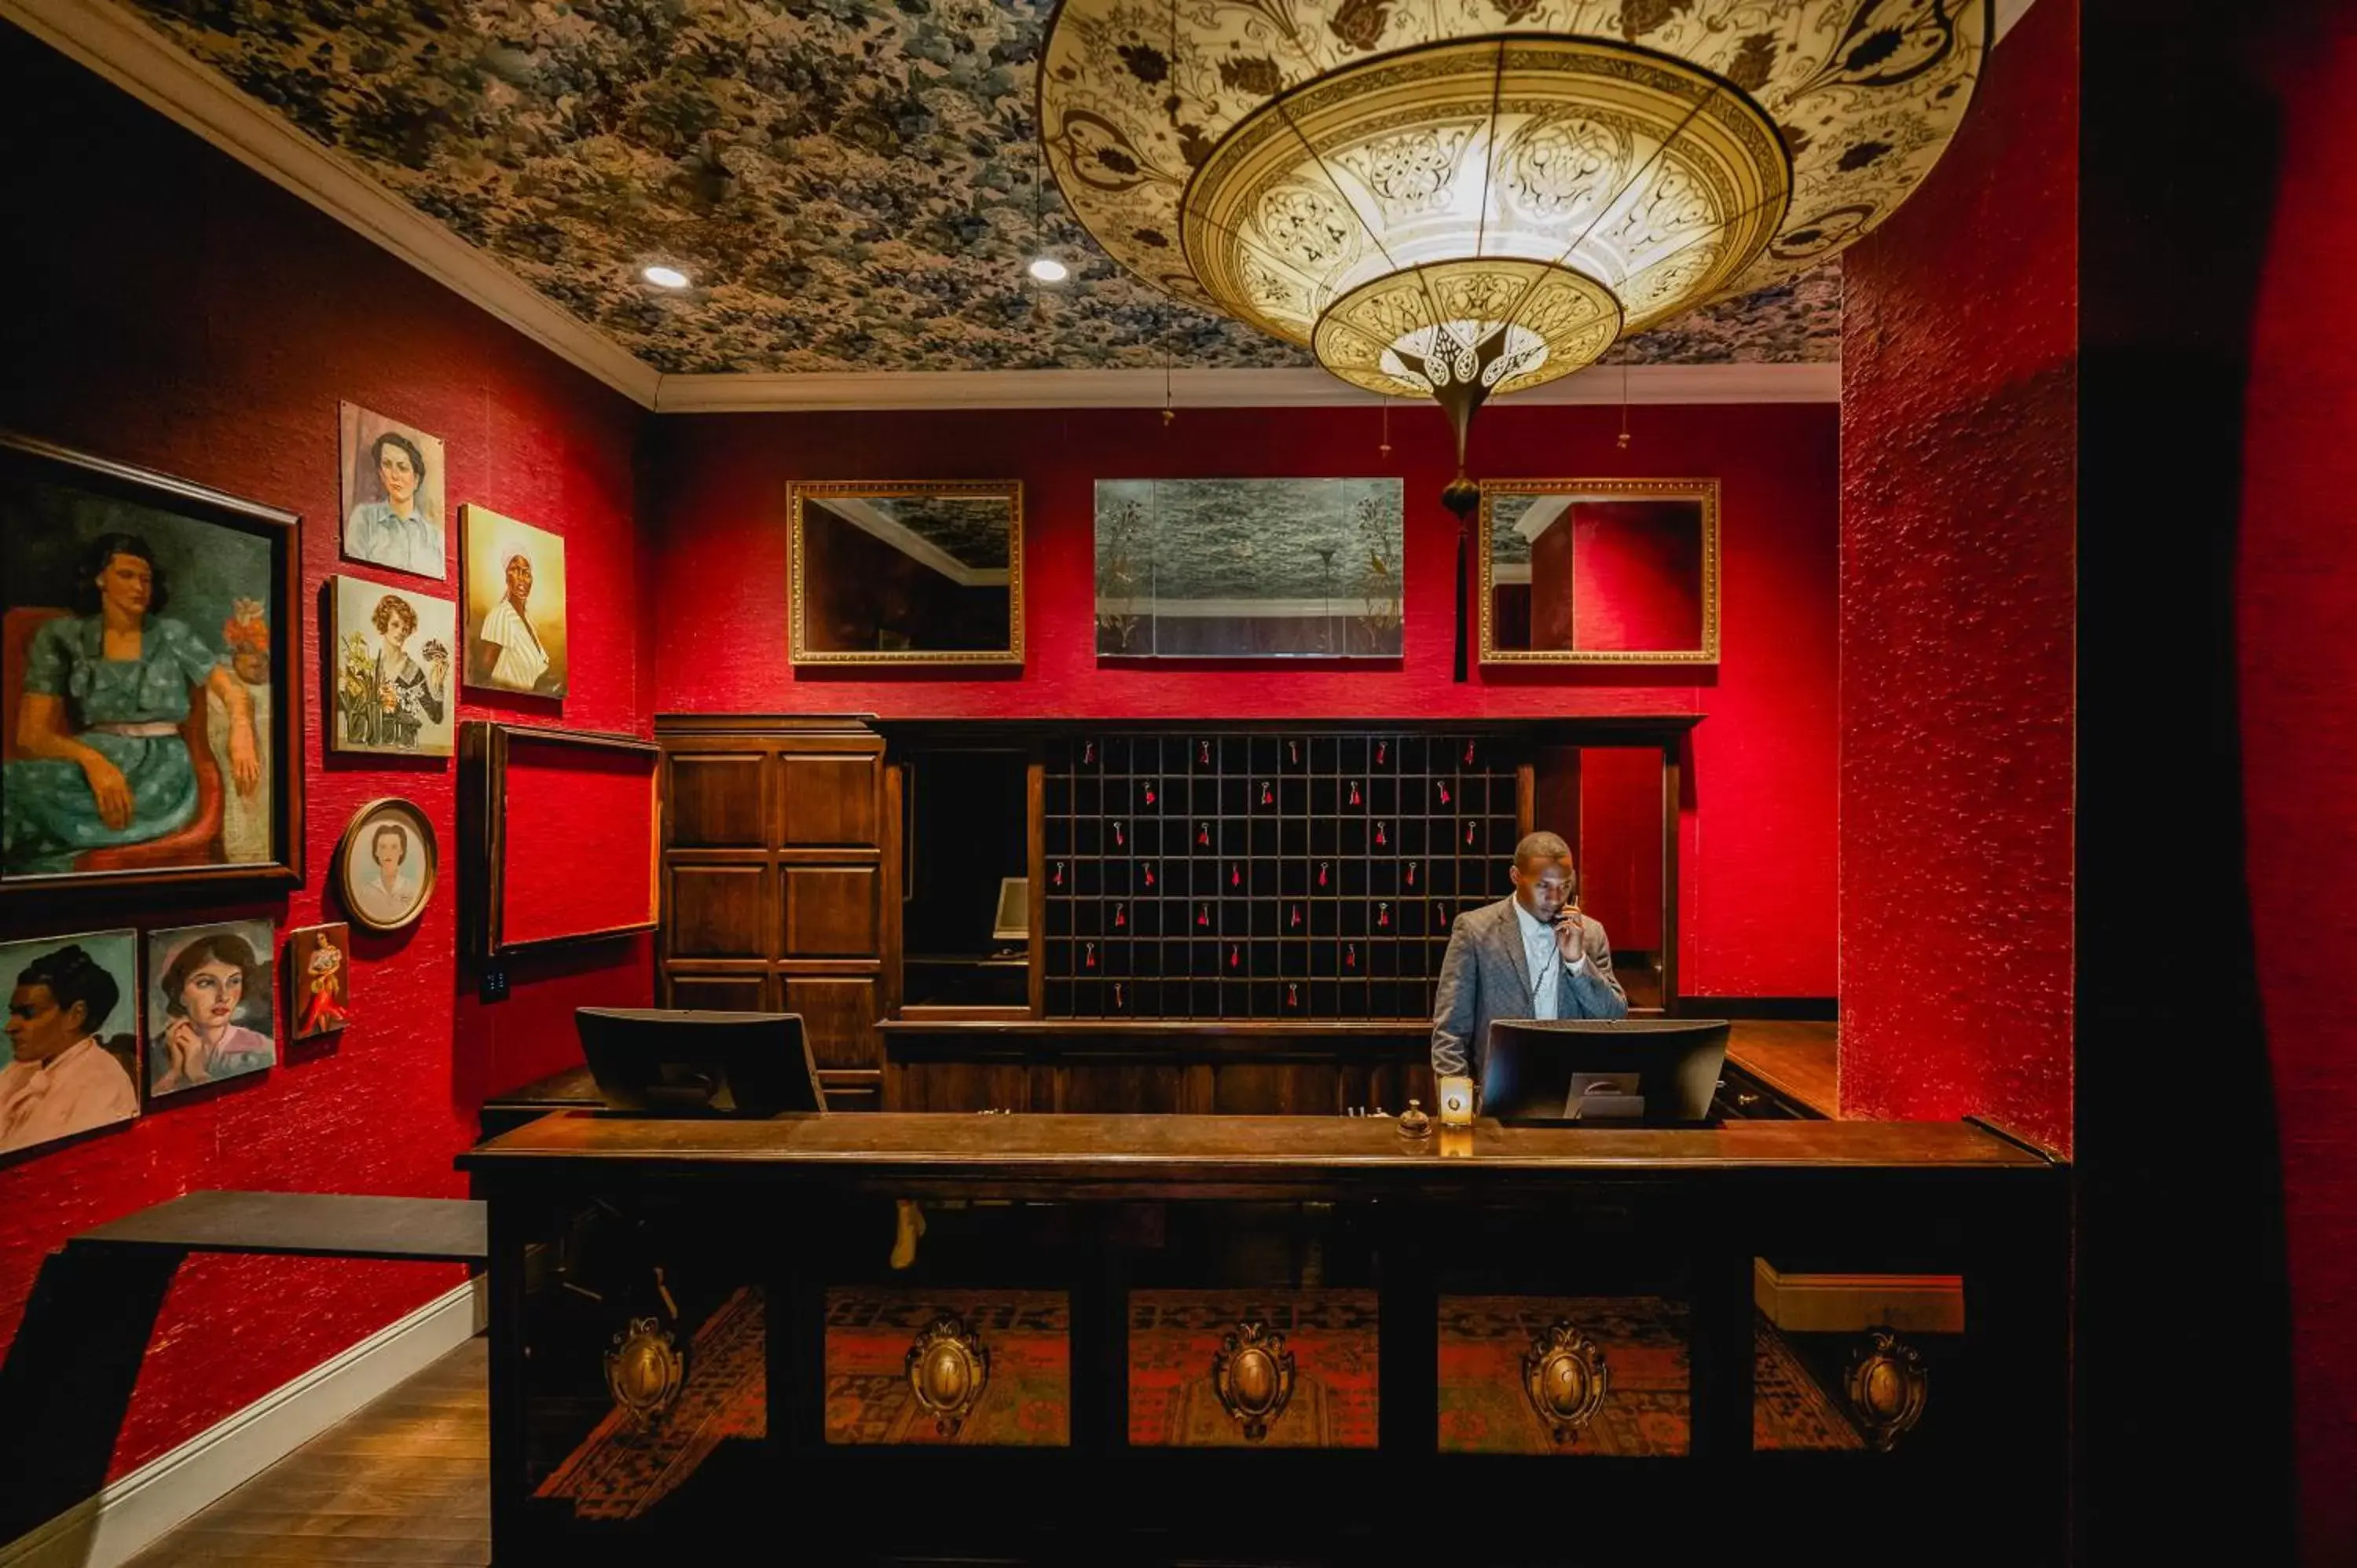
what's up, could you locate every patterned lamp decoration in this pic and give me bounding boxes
[1041,0,1989,516]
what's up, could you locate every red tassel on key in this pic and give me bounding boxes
[1198,822,1211,848]
[1113,903,1127,929]
[1318,861,1330,888]
[1113,822,1125,847]
[1083,942,1097,969]
[1465,822,1476,845]
[1344,943,1358,970]
[1289,906,1302,929]
[1197,904,1211,928]
[1143,782,1157,804]
[1286,983,1299,1007]
[1348,781,1362,806]
[1406,862,1418,887]
[1144,865,1157,888]
[1231,864,1242,888]
[1260,782,1273,805]
[1053,862,1065,887]
[1437,782,1451,805]
[1377,903,1391,929]
[1375,822,1388,847]
[1230,944,1241,970]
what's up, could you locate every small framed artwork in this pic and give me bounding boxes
[0,929,141,1156]
[339,404,447,579]
[284,922,351,1040]
[330,575,456,756]
[338,797,438,933]
[2,432,303,899]
[146,918,275,1098]
[462,504,566,697]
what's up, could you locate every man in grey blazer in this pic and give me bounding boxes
[1431,830,1629,1109]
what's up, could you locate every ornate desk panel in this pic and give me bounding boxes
[463,1114,2065,1563]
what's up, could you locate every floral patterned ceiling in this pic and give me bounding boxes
[119,0,1842,377]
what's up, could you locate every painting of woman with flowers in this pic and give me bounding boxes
[330,575,455,757]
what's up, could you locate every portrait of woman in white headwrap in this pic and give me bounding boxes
[461,505,566,698]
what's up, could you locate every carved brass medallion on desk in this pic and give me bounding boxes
[1845,1328,1929,1452]
[1522,1321,1611,1445]
[906,1313,992,1438]
[1131,1291,1376,1447]
[1211,1319,1298,1442]
[605,1317,686,1425]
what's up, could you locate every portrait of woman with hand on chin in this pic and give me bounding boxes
[147,922,275,1097]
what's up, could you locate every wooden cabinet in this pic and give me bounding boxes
[658,715,890,1108]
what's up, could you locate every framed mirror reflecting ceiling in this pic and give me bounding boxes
[790,481,1024,665]
[1479,479,1719,665]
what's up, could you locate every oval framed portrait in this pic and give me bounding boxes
[336,797,437,933]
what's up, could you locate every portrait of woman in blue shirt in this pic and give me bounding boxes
[2,532,262,874]
[343,429,445,579]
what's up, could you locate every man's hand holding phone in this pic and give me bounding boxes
[1552,903,1585,963]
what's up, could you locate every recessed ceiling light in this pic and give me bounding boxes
[642,265,691,289]
[1027,256,1069,284]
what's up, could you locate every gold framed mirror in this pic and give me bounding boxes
[1478,478,1720,665]
[789,481,1024,665]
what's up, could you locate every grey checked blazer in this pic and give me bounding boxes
[1430,896,1629,1087]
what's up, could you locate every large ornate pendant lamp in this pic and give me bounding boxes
[1043,0,1990,658]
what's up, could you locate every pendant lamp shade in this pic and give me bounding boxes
[1041,0,1990,401]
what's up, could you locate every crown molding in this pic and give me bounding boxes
[2,0,662,408]
[653,361,1840,413]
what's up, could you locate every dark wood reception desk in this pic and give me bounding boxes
[462,1113,2066,1564]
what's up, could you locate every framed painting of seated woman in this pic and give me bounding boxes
[0,433,302,897]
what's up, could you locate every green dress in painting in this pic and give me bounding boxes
[2,614,220,874]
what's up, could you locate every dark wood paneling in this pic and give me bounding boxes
[666,972,771,1011]
[669,865,769,958]
[668,753,767,847]
[1059,1062,1187,1114]
[779,753,878,846]
[1210,1062,1342,1116]
[783,865,879,957]
[786,975,882,1071]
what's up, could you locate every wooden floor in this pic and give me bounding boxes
[126,1339,489,1567]
[1723,1018,1840,1117]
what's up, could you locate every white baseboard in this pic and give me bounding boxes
[0,1277,486,1568]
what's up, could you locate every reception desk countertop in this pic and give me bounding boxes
[462,1111,2050,1197]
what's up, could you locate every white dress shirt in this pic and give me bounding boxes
[0,1037,139,1153]
[1512,899,1589,1020]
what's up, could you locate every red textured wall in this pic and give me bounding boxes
[498,738,658,947]
[652,400,1839,999]
[1836,0,2078,1153]
[1578,746,1665,951]
[0,27,652,1479]
[2238,16,2357,1556]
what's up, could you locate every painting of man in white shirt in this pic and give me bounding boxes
[0,933,140,1156]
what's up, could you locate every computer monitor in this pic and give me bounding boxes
[992,876,1031,944]
[575,1008,825,1117]
[1480,1018,1732,1126]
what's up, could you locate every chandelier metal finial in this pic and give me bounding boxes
[1043,0,1990,497]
